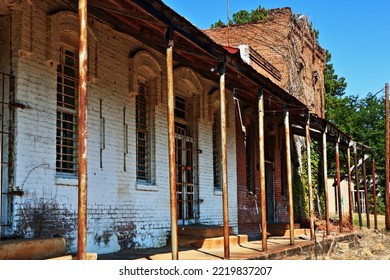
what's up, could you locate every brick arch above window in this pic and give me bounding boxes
[173,66,204,97]
[46,11,97,78]
[129,50,162,104]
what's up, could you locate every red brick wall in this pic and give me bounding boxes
[236,109,290,238]
[204,7,326,118]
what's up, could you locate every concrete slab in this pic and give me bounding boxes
[98,231,358,260]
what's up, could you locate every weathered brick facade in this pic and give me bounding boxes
[204,7,326,118]
[205,7,326,238]
[0,0,239,254]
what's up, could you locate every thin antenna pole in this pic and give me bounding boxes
[226,0,230,46]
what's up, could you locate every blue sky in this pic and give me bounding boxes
[162,0,389,98]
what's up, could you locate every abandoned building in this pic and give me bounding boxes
[204,7,326,118]
[0,0,378,259]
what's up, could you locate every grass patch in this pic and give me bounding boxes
[353,213,386,230]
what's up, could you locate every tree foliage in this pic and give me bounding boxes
[210,5,268,28]
[324,50,386,214]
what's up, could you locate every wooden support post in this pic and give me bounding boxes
[362,153,370,229]
[258,88,267,251]
[166,27,178,260]
[322,127,330,235]
[372,157,378,230]
[335,139,343,233]
[386,83,390,230]
[306,114,314,240]
[77,0,88,260]
[284,109,294,245]
[354,144,363,228]
[219,62,230,260]
[347,145,354,227]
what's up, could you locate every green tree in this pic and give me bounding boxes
[210,19,226,28]
[210,5,268,27]
[232,10,250,24]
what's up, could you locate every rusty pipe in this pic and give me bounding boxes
[258,89,267,251]
[322,127,330,235]
[362,153,370,228]
[220,64,230,260]
[77,0,88,260]
[306,114,314,240]
[284,109,294,245]
[354,144,363,228]
[166,38,178,260]
[335,139,343,233]
[372,157,378,230]
[347,145,354,227]
[386,83,390,230]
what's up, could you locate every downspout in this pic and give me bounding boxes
[234,96,246,147]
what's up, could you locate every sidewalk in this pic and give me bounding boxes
[97,232,356,260]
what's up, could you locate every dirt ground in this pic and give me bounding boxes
[325,228,390,260]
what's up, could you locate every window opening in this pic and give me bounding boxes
[136,81,150,182]
[56,48,78,175]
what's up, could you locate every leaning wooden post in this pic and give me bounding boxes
[284,108,294,245]
[305,113,314,240]
[322,126,330,235]
[77,0,88,260]
[166,27,178,260]
[219,61,230,260]
[362,152,370,229]
[335,138,343,233]
[258,88,267,251]
[347,144,354,227]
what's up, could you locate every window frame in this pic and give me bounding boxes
[56,46,79,177]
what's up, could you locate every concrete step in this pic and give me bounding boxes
[268,228,310,237]
[178,234,248,249]
[268,223,301,229]
[179,224,233,238]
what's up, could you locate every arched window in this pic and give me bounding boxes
[56,32,78,176]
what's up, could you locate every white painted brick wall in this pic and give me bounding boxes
[8,0,238,254]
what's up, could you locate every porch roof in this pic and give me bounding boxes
[67,0,372,152]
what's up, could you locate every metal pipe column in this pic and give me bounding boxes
[354,144,363,228]
[284,109,294,245]
[77,0,88,260]
[347,145,354,227]
[166,29,178,260]
[335,139,343,233]
[386,83,390,230]
[322,127,330,235]
[219,63,230,259]
[362,153,370,228]
[372,157,378,230]
[258,89,267,251]
[306,114,314,240]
